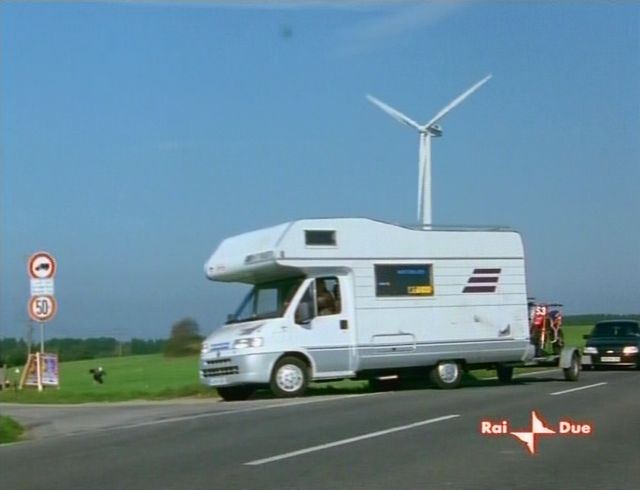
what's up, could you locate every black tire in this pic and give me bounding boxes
[217,385,255,401]
[369,376,401,392]
[563,353,581,381]
[496,365,514,384]
[429,361,463,389]
[270,356,309,398]
[552,329,565,355]
[531,330,543,357]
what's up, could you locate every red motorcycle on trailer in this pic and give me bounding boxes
[528,302,565,356]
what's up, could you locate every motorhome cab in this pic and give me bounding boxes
[200,217,537,401]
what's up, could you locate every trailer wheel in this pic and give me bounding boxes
[217,385,255,402]
[563,353,580,381]
[496,365,514,384]
[270,356,309,398]
[429,361,462,389]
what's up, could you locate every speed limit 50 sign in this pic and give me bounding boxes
[29,295,57,323]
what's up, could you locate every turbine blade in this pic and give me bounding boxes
[366,94,421,131]
[423,74,492,129]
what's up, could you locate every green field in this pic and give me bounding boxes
[0,325,593,404]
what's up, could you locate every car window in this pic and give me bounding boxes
[592,322,640,337]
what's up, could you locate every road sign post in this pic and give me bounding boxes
[27,252,57,329]
[26,252,58,391]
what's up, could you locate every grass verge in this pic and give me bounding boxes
[0,416,24,444]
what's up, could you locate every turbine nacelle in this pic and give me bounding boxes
[425,124,443,137]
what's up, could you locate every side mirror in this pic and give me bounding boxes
[295,302,313,325]
[582,334,590,340]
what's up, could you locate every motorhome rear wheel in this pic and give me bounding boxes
[496,365,514,384]
[217,385,255,402]
[429,361,462,389]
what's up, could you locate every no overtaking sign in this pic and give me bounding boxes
[28,252,56,279]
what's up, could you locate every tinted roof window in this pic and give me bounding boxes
[305,230,336,246]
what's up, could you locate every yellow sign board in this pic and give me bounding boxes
[407,285,434,295]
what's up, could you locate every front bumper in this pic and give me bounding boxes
[199,351,281,387]
[581,353,639,367]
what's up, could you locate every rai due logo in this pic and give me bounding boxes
[480,411,593,455]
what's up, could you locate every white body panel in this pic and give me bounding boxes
[200,218,531,387]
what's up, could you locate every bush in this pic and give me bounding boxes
[164,318,203,357]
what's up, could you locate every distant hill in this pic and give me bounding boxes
[564,314,640,326]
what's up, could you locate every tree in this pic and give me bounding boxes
[164,318,203,357]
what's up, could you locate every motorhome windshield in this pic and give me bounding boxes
[228,276,305,324]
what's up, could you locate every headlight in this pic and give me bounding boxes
[623,346,639,355]
[233,337,264,349]
[201,342,209,354]
[583,346,598,354]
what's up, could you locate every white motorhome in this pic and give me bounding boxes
[199,217,555,400]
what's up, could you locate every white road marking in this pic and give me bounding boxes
[484,368,560,381]
[516,369,561,377]
[0,392,388,446]
[244,414,460,466]
[550,382,607,396]
[100,392,386,432]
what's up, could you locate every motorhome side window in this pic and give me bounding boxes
[374,264,434,297]
[295,277,341,324]
[316,277,341,316]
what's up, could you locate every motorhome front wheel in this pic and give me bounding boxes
[270,356,309,398]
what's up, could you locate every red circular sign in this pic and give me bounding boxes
[28,295,57,322]
[28,252,57,279]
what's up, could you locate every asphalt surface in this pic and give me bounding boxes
[1,369,639,490]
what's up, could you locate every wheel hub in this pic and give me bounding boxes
[276,364,304,392]
[438,363,459,383]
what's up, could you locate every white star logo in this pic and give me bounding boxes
[509,410,556,455]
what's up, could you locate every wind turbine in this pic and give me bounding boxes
[367,74,492,226]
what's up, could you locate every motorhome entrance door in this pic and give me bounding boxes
[294,276,354,375]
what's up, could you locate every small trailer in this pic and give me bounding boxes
[199,218,580,400]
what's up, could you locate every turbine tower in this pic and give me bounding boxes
[367,75,492,226]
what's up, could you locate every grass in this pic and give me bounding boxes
[0,326,594,404]
[0,354,214,404]
[562,324,592,347]
[0,416,24,444]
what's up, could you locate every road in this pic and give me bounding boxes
[1,370,639,490]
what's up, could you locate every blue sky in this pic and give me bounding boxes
[1,1,638,339]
